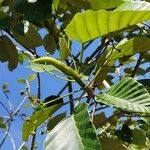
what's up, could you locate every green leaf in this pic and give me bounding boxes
[95,37,150,88]
[90,0,127,10]
[12,23,43,49]
[13,0,52,25]
[47,112,66,131]
[2,83,8,90]
[108,37,150,64]
[44,34,57,54]
[52,0,60,11]
[0,35,18,71]
[93,112,107,128]
[28,74,36,81]
[66,2,150,43]
[132,128,146,146]
[44,103,101,150]
[22,104,62,141]
[0,116,6,129]
[0,11,10,29]
[59,37,70,61]
[115,124,132,143]
[100,136,126,150]
[13,20,29,35]
[96,77,150,114]
[17,78,26,83]
[138,79,150,94]
[116,1,150,11]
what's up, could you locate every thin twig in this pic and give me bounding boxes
[30,73,41,150]
[0,101,11,116]
[12,96,27,116]
[18,142,26,150]
[8,132,16,150]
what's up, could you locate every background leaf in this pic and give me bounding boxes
[22,104,62,141]
[0,35,18,71]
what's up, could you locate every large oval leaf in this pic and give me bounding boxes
[90,0,127,10]
[66,2,150,43]
[96,77,150,114]
[44,103,101,150]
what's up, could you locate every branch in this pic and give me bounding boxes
[30,73,41,150]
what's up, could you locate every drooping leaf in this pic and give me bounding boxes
[13,0,52,25]
[47,112,66,131]
[0,35,18,71]
[44,103,101,150]
[59,37,70,61]
[96,77,150,114]
[66,1,150,43]
[44,34,57,54]
[22,104,62,141]
[90,0,127,10]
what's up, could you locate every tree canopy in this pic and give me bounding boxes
[0,0,150,149]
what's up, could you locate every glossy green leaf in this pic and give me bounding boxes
[59,37,70,61]
[44,103,101,150]
[47,112,66,131]
[96,77,150,114]
[90,0,127,10]
[44,34,57,54]
[0,35,18,71]
[28,74,37,81]
[22,104,62,141]
[66,1,150,43]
